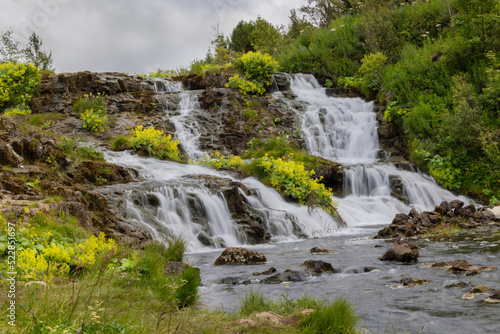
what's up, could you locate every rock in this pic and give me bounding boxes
[462,285,494,300]
[235,319,257,327]
[445,282,472,289]
[255,312,283,325]
[253,267,277,276]
[261,269,306,284]
[379,240,419,263]
[300,309,315,316]
[300,260,335,275]
[485,292,500,303]
[398,277,430,287]
[214,247,267,266]
[487,206,500,217]
[447,259,472,273]
[273,72,290,91]
[0,141,24,167]
[310,247,334,254]
[164,261,188,275]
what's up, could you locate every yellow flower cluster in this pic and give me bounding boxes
[81,108,108,133]
[196,151,244,169]
[0,62,40,110]
[15,231,116,283]
[260,155,336,214]
[3,107,32,116]
[130,125,181,161]
[225,74,265,95]
[234,51,279,86]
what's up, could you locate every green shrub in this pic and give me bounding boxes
[80,108,109,133]
[130,125,181,161]
[76,146,105,162]
[225,74,265,95]
[196,151,244,170]
[0,62,40,111]
[176,266,200,308]
[29,114,44,125]
[72,93,107,115]
[3,105,32,115]
[110,135,131,151]
[300,297,359,334]
[234,51,279,85]
[239,290,271,316]
[357,52,387,97]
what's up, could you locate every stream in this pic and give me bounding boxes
[102,74,499,333]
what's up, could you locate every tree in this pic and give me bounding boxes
[298,0,347,27]
[249,17,284,55]
[0,30,54,71]
[229,20,256,53]
[0,30,21,63]
[23,32,54,71]
[287,9,313,40]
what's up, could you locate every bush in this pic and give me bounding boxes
[357,52,387,97]
[3,105,32,115]
[225,74,265,95]
[29,114,44,125]
[130,125,181,161]
[72,93,107,115]
[110,135,131,151]
[234,51,279,85]
[260,155,335,214]
[80,108,109,133]
[0,62,40,111]
[196,151,244,169]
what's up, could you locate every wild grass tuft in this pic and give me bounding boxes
[300,296,359,334]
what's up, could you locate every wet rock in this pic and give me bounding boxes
[445,281,472,289]
[310,247,334,254]
[462,285,495,300]
[253,267,277,276]
[300,260,335,275]
[424,260,497,276]
[447,259,472,273]
[379,240,419,263]
[398,277,430,287]
[261,269,306,284]
[273,72,290,91]
[214,247,267,266]
[485,291,500,303]
[218,277,243,285]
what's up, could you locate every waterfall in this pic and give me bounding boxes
[286,74,471,228]
[102,151,340,252]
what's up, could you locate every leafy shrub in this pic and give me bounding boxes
[0,62,40,111]
[110,135,131,151]
[3,105,32,115]
[130,125,181,161]
[337,76,364,88]
[76,145,105,161]
[234,51,279,85]
[196,151,244,169]
[225,74,265,95]
[260,155,335,214]
[72,93,107,115]
[357,52,387,97]
[80,108,109,133]
[29,114,44,125]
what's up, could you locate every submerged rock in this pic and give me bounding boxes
[310,247,335,254]
[379,240,419,263]
[260,269,306,284]
[398,277,430,287]
[253,267,277,276]
[214,247,267,266]
[423,260,497,276]
[300,260,335,275]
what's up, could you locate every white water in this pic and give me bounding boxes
[154,79,205,160]
[287,74,471,228]
[103,151,340,252]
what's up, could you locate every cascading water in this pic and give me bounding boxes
[285,74,471,228]
[154,79,205,160]
[102,151,340,252]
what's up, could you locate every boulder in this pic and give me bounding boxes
[0,142,24,167]
[255,312,283,325]
[253,267,277,276]
[310,247,334,254]
[214,247,267,266]
[485,291,500,303]
[398,277,430,287]
[261,269,306,284]
[379,240,419,263]
[300,260,335,275]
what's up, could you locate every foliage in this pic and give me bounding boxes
[260,155,336,214]
[226,74,265,95]
[234,51,279,85]
[357,52,387,97]
[130,125,181,161]
[250,17,284,55]
[73,92,107,115]
[76,145,105,162]
[337,76,363,88]
[110,135,131,151]
[195,151,244,169]
[80,108,109,133]
[230,20,256,52]
[298,0,347,27]
[0,62,40,111]
[2,105,32,115]
[0,30,54,70]
[300,296,359,334]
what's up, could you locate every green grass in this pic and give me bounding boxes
[300,297,359,334]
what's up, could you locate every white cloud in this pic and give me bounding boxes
[1,0,305,73]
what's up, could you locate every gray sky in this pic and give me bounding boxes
[1,0,304,74]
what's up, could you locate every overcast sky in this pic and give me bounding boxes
[1,0,305,74]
